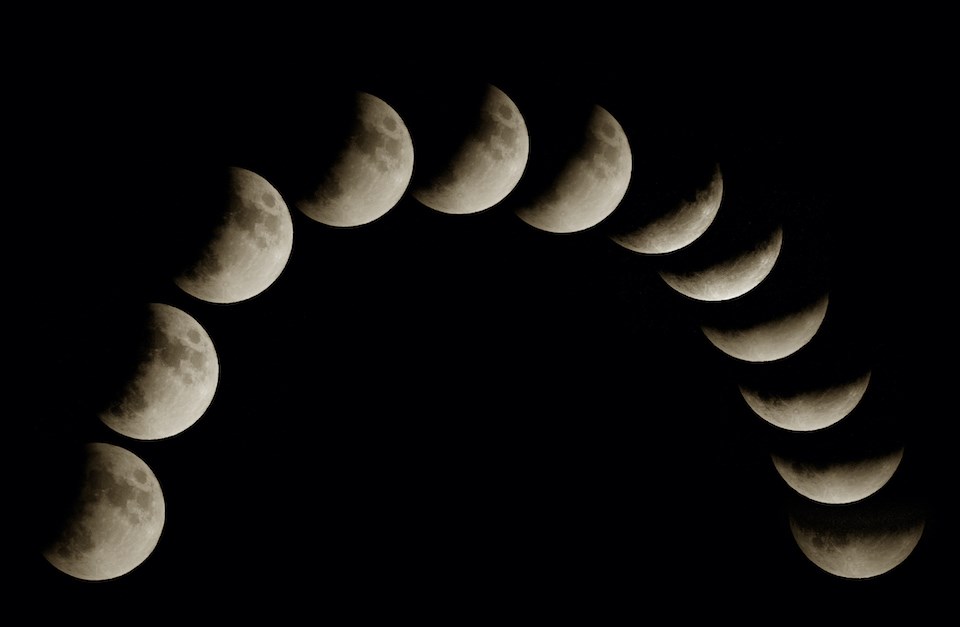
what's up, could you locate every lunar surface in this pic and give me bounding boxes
[772,446,904,504]
[412,83,528,215]
[99,303,219,440]
[297,91,414,227]
[42,442,165,581]
[514,104,631,233]
[740,370,872,431]
[175,166,294,304]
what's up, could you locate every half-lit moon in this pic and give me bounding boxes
[412,83,528,215]
[772,446,904,504]
[515,105,631,234]
[297,92,414,227]
[175,166,294,304]
[42,442,165,581]
[610,162,723,254]
[701,292,829,362]
[788,495,924,579]
[740,370,872,432]
[99,302,219,440]
[658,224,783,301]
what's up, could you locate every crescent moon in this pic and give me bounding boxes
[658,224,783,302]
[411,83,529,215]
[772,446,905,505]
[297,91,414,227]
[788,493,924,579]
[701,292,830,362]
[98,302,219,440]
[514,104,632,234]
[740,369,872,432]
[610,162,723,254]
[174,166,294,304]
[42,442,165,581]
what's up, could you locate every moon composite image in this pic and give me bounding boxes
[19,51,946,616]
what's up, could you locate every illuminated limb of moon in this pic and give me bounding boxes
[99,302,219,441]
[42,442,165,581]
[412,83,529,215]
[297,92,415,227]
[772,446,904,505]
[175,166,294,304]
[739,370,872,432]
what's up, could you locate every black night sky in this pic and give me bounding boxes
[10,14,954,618]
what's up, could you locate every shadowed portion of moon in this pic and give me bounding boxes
[658,223,783,302]
[174,166,294,304]
[411,83,529,215]
[609,161,723,255]
[513,104,631,233]
[787,489,925,579]
[41,442,165,581]
[296,91,414,227]
[98,303,219,440]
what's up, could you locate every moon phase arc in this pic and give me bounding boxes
[98,302,219,441]
[610,162,723,255]
[297,91,414,227]
[740,369,872,432]
[772,446,904,505]
[174,166,294,304]
[41,442,165,581]
[658,223,783,302]
[514,104,632,234]
[411,83,529,215]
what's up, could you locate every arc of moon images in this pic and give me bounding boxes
[99,303,219,441]
[514,104,632,234]
[175,166,294,304]
[700,292,830,362]
[610,162,724,255]
[658,223,784,302]
[297,91,415,227]
[740,370,872,432]
[411,83,529,215]
[788,494,925,579]
[42,442,165,582]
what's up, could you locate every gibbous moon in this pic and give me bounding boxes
[610,162,723,254]
[411,84,529,215]
[788,494,924,579]
[99,303,219,440]
[772,446,904,505]
[740,370,872,432]
[42,442,165,581]
[658,224,783,301]
[701,292,830,362]
[175,166,294,304]
[515,105,631,234]
[297,92,414,227]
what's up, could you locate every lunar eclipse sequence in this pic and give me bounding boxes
[35,79,928,587]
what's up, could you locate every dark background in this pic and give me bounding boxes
[10,12,952,618]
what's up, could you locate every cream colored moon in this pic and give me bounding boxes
[297,92,414,227]
[701,292,829,362]
[42,442,165,581]
[610,163,723,254]
[99,303,219,440]
[772,446,904,504]
[658,224,783,301]
[175,166,294,304]
[789,499,924,579]
[740,370,872,431]
[515,105,631,233]
[412,84,529,215]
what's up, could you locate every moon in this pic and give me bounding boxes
[411,83,529,215]
[297,91,414,227]
[514,104,631,234]
[772,446,904,505]
[174,166,294,304]
[701,292,830,362]
[740,369,872,432]
[610,162,723,254]
[658,223,783,301]
[42,442,165,581]
[788,493,924,579]
[98,302,219,440]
